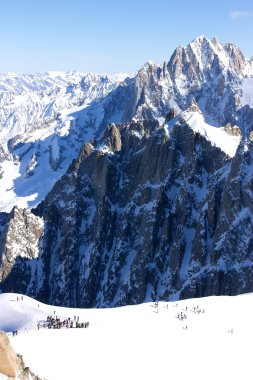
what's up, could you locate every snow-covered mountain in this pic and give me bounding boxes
[0,36,253,212]
[0,71,130,211]
[130,35,253,130]
[0,101,252,307]
[0,36,253,308]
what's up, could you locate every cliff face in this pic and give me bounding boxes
[0,208,43,294]
[1,109,252,307]
[0,331,41,379]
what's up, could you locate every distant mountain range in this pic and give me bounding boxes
[0,36,252,307]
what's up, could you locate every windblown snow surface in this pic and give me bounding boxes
[0,293,252,380]
[241,77,253,108]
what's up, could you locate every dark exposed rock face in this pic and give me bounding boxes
[0,207,43,294]
[0,112,252,307]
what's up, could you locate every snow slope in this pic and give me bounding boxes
[0,293,252,380]
[241,77,253,107]
[166,109,241,157]
[0,71,129,212]
[182,111,241,157]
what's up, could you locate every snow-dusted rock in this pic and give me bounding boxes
[0,36,253,212]
[0,36,253,308]
[0,207,44,288]
[0,108,252,308]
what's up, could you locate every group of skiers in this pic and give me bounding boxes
[37,315,90,330]
[176,311,187,321]
[175,304,206,330]
[192,305,205,314]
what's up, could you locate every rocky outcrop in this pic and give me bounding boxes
[0,331,17,379]
[0,207,44,292]
[222,123,242,137]
[16,353,42,380]
[0,331,41,380]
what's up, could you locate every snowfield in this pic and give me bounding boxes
[184,112,241,157]
[0,293,252,380]
[241,77,253,108]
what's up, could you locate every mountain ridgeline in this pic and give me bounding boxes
[0,36,253,307]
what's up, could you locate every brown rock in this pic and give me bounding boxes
[103,124,122,152]
[0,331,17,378]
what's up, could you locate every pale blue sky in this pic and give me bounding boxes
[0,0,252,74]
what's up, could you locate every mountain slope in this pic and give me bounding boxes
[0,36,253,212]
[1,105,252,307]
[0,71,130,212]
[0,36,253,308]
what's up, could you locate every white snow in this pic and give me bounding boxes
[97,143,114,155]
[181,111,241,157]
[0,160,38,212]
[0,70,129,212]
[0,292,253,380]
[240,78,253,107]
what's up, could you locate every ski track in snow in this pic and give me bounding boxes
[0,293,253,380]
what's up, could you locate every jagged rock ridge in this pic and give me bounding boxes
[0,36,253,212]
[0,107,252,307]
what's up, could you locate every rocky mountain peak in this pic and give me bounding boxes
[223,42,246,74]
[0,35,252,233]
[100,123,122,153]
[168,35,248,82]
[211,36,221,46]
